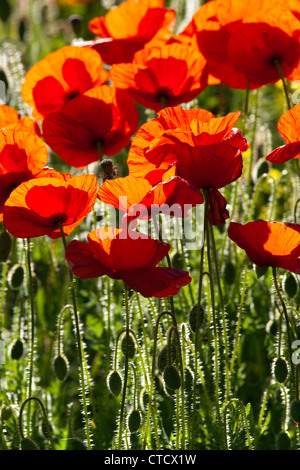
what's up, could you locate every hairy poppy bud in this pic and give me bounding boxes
[284,273,298,298]
[157,343,177,372]
[290,399,300,423]
[277,431,291,450]
[163,365,181,391]
[121,333,136,359]
[0,230,12,262]
[274,357,288,383]
[189,304,205,333]
[20,437,39,450]
[107,370,122,397]
[53,354,69,382]
[10,339,24,360]
[8,264,24,290]
[1,404,13,421]
[128,409,141,433]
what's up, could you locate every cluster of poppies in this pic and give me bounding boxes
[1,0,300,302]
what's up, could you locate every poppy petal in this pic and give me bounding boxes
[65,240,112,278]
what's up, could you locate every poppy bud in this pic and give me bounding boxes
[0,230,12,262]
[121,333,136,359]
[53,354,69,382]
[0,0,11,23]
[68,14,82,38]
[157,343,177,372]
[139,387,149,412]
[223,262,236,285]
[8,264,24,290]
[290,399,300,423]
[189,304,205,333]
[277,431,291,450]
[107,370,122,397]
[274,357,288,383]
[283,273,298,298]
[20,437,39,450]
[128,409,142,433]
[10,338,24,360]
[163,365,181,391]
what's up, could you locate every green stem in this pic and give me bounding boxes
[274,59,291,109]
[26,238,35,434]
[208,221,230,401]
[19,396,54,450]
[272,267,295,394]
[191,189,209,447]
[117,283,130,449]
[58,224,92,450]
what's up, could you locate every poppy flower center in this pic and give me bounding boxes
[64,89,80,103]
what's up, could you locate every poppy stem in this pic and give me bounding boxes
[274,59,292,110]
[272,267,296,394]
[118,283,130,449]
[58,223,92,450]
[25,238,35,434]
[19,396,54,450]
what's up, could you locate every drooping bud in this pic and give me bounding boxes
[53,354,69,382]
[163,365,181,391]
[107,370,122,397]
[0,230,12,262]
[189,304,205,333]
[128,409,142,433]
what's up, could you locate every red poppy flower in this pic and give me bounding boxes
[228,220,300,274]
[97,166,203,225]
[21,45,109,121]
[266,104,300,163]
[42,85,139,169]
[0,104,41,136]
[0,129,48,222]
[184,0,300,89]
[127,106,249,190]
[65,226,191,298]
[85,0,176,65]
[110,42,208,112]
[3,174,97,239]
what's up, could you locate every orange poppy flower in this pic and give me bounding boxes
[65,226,191,297]
[184,0,300,89]
[0,129,48,222]
[0,104,41,136]
[110,43,208,112]
[85,0,176,65]
[42,85,139,169]
[21,45,109,121]
[127,106,249,190]
[97,166,203,225]
[3,174,97,239]
[266,104,300,164]
[228,220,300,274]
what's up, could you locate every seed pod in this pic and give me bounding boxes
[290,399,300,423]
[107,370,122,397]
[157,343,177,372]
[163,365,181,391]
[20,438,39,450]
[53,354,69,381]
[128,409,141,433]
[121,333,136,359]
[0,230,12,262]
[223,262,236,285]
[284,273,298,298]
[274,357,288,383]
[277,431,291,450]
[189,304,204,333]
[10,338,24,360]
[8,264,24,290]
